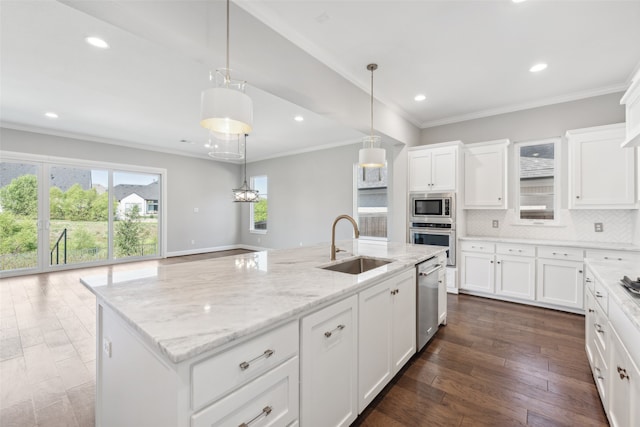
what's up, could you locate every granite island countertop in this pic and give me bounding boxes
[81,240,445,364]
[585,258,640,331]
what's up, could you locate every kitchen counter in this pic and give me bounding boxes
[585,258,640,330]
[460,236,640,252]
[81,240,444,363]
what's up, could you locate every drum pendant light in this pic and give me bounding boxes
[233,134,260,202]
[201,0,253,138]
[359,63,385,168]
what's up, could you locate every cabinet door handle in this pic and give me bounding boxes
[239,406,273,427]
[497,261,501,264]
[594,323,604,334]
[586,278,592,283]
[588,308,595,313]
[595,292,603,298]
[578,270,583,274]
[617,366,630,381]
[324,324,345,338]
[490,260,494,264]
[239,349,275,370]
[498,197,502,201]
[576,195,580,199]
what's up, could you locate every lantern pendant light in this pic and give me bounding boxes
[359,63,385,168]
[200,0,253,139]
[233,134,260,202]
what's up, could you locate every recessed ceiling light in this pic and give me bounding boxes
[294,115,304,122]
[529,63,548,73]
[414,94,427,102]
[512,0,527,3]
[85,36,109,49]
[44,112,58,119]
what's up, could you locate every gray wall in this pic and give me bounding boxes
[0,128,241,255]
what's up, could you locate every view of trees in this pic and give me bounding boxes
[0,174,158,270]
[253,199,268,223]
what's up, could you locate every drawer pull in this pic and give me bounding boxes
[239,349,274,371]
[586,278,592,283]
[390,289,400,295]
[324,324,345,338]
[588,309,595,313]
[617,366,630,381]
[239,405,273,427]
[604,257,623,261]
[594,323,604,334]
[595,292,603,298]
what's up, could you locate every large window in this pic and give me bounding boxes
[515,138,559,223]
[250,175,268,233]
[355,164,388,239]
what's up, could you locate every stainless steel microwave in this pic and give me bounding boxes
[409,192,455,223]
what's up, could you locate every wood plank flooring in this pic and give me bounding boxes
[2,255,608,426]
[354,294,608,427]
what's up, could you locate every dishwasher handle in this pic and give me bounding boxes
[418,264,443,277]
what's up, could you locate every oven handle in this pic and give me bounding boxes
[419,264,444,277]
[410,228,454,235]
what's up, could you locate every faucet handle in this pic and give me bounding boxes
[335,247,345,254]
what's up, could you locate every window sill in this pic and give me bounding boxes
[250,229,267,235]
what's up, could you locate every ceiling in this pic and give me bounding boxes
[2,0,640,163]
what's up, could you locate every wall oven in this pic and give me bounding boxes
[410,192,455,223]
[410,223,456,267]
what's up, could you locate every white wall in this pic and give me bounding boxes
[0,128,241,255]
[419,93,640,245]
[238,140,408,250]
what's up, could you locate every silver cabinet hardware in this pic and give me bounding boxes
[594,323,604,334]
[588,308,595,313]
[239,406,273,427]
[324,324,345,338]
[420,264,443,277]
[498,197,502,200]
[578,270,583,274]
[595,367,604,380]
[497,261,501,264]
[586,278,592,283]
[604,256,624,261]
[490,260,494,264]
[239,349,274,370]
[390,289,400,295]
[576,195,580,199]
[595,292,603,298]
[617,366,630,381]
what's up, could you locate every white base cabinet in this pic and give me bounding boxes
[300,295,358,427]
[609,326,640,427]
[536,247,584,310]
[460,251,495,293]
[358,269,416,412]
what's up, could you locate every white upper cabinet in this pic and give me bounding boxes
[621,68,640,148]
[408,143,458,192]
[567,123,637,209]
[463,139,509,209]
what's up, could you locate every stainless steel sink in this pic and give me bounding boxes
[320,256,392,275]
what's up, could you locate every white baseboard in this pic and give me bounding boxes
[166,244,269,258]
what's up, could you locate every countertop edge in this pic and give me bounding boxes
[459,236,640,252]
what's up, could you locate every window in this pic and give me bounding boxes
[146,199,159,214]
[250,175,267,233]
[515,138,559,223]
[355,164,388,239]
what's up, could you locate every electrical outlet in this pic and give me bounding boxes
[103,338,112,358]
[492,220,499,228]
[594,222,603,232]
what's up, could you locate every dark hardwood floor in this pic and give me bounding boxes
[2,254,607,426]
[354,294,609,427]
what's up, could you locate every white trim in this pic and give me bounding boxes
[421,85,626,129]
[248,138,362,164]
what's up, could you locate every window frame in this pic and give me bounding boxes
[513,137,561,226]
[249,175,268,234]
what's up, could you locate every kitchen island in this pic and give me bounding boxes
[81,241,445,427]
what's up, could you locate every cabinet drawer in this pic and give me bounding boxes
[191,356,299,427]
[460,241,494,253]
[585,249,640,263]
[592,337,608,408]
[537,246,584,262]
[593,304,608,359]
[496,243,535,257]
[610,300,640,368]
[192,321,299,410]
[593,280,609,315]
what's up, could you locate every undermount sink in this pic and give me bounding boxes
[320,256,392,275]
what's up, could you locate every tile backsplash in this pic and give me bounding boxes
[465,209,637,244]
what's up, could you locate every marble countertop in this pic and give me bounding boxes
[81,241,444,364]
[459,236,640,252]
[585,258,640,331]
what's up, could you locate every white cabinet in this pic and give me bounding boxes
[536,247,584,310]
[438,256,447,325]
[358,269,416,412]
[460,251,495,294]
[495,246,536,301]
[621,67,640,148]
[463,139,509,209]
[300,296,358,427]
[408,145,458,192]
[567,123,637,209]
[608,327,640,427]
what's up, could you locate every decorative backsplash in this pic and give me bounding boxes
[465,209,637,244]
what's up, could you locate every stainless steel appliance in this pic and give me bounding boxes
[417,256,443,351]
[410,192,455,223]
[410,223,456,267]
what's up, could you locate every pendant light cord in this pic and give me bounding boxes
[370,66,373,137]
[225,0,230,83]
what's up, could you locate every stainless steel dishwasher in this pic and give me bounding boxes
[416,256,443,351]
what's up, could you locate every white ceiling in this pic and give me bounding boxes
[2,0,640,163]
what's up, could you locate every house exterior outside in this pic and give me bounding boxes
[113,182,159,219]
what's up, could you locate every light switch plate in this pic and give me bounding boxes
[492,220,499,228]
[594,222,603,232]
